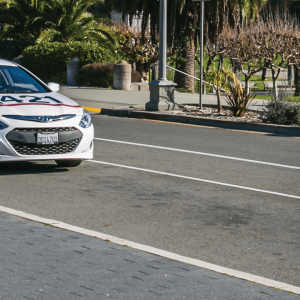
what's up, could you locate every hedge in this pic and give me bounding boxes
[22,42,119,83]
[0,41,31,60]
[77,62,114,88]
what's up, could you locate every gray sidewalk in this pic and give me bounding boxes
[1,211,299,300]
[59,86,268,111]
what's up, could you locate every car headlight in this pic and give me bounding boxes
[0,120,8,130]
[79,109,92,128]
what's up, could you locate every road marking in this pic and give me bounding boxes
[94,138,300,170]
[0,205,299,295]
[88,160,300,199]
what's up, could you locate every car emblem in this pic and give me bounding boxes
[39,116,50,122]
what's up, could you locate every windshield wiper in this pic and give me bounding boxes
[0,89,32,93]
[0,89,17,93]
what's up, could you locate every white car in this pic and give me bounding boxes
[0,59,94,167]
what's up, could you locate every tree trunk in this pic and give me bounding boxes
[219,54,224,69]
[261,62,268,81]
[272,77,278,101]
[272,69,279,101]
[288,65,293,86]
[174,37,195,91]
[244,77,250,95]
[233,60,242,82]
[294,65,300,96]
[132,62,136,71]
[216,88,222,113]
[206,57,212,72]
[272,78,278,101]
[152,63,158,81]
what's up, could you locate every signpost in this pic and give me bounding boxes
[193,0,209,109]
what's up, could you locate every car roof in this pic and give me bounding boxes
[0,59,18,67]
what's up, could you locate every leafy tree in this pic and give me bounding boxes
[113,23,159,78]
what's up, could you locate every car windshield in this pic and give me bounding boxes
[0,66,48,93]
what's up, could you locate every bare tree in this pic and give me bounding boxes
[260,19,299,100]
[223,24,266,95]
[224,18,300,99]
[194,38,225,72]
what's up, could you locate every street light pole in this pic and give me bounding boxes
[199,1,204,109]
[159,0,167,81]
[146,0,177,111]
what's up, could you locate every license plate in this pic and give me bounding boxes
[37,132,58,145]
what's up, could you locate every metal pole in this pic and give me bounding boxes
[159,0,167,81]
[199,1,204,108]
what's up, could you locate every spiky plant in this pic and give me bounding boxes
[225,77,256,117]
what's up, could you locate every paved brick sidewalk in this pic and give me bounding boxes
[0,212,298,300]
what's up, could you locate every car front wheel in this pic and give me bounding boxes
[55,160,82,167]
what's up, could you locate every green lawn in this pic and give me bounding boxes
[255,95,300,102]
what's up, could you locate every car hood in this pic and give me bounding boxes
[0,92,82,116]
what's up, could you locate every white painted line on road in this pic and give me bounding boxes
[89,160,300,199]
[94,138,300,170]
[0,204,299,295]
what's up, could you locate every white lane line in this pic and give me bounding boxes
[1,205,299,295]
[94,138,300,170]
[88,160,300,200]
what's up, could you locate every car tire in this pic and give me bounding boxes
[55,160,82,167]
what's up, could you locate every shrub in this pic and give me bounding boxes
[264,101,300,125]
[22,42,119,83]
[77,62,114,88]
[131,70,141,83]
[0,41,30,60]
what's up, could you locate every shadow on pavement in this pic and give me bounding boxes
[0,161,69,176]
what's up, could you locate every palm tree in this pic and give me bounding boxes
[0,0,48,43]
[0,0,117,52]
[38,0,117,51]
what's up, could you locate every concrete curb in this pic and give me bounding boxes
[1,204,300,295]
[82,106,102,114]
[97,108,300,137]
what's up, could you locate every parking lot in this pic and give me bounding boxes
[1,114,300,288]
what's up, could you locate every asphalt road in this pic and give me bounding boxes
[1,115,300,288]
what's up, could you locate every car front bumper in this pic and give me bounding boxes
[0,116,94,162]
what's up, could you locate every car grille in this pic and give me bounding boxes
[12,127,77,133]
[7,127,81,155]
[9,139,81,155]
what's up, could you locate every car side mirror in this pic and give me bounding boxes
[47,82,60,92]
